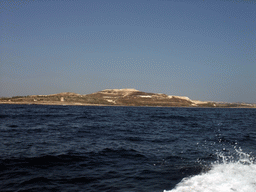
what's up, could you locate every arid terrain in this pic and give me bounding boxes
[0,89,255,108]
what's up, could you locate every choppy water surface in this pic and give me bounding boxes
[0,105,255,192]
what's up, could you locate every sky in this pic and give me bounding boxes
[0,0,255,103]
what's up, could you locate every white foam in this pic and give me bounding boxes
[164,149,256,192]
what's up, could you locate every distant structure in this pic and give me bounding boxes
[60,97,64,102]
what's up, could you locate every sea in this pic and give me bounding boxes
[0,104,255,192]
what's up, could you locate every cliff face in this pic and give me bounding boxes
[0,89,255,108]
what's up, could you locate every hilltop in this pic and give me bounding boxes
[0,89,255,108]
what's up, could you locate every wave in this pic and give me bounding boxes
[164,148,256,192]
[0,114,9,119]
[150,114,195,121]
[0,153,89,170]
[98,147,147,159]
[0,148,146,168]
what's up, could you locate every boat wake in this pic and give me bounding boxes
[164,148,256,192]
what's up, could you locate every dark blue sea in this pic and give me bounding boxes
[0,105,255,192]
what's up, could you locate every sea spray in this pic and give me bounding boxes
[164,148,256,192]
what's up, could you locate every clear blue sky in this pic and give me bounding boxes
[1,0,255,103]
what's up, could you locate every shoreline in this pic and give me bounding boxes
[0,101,109,106]
[1,89,255,108]
[1,101,255,108]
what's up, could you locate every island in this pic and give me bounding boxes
[0,88,255,108]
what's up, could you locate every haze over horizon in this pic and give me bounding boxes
[1,0,255,103]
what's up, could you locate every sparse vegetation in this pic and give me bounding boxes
[0,89,255,108]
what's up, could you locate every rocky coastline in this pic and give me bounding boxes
[0,89,255,108]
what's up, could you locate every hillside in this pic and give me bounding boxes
[0,89,255,108]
